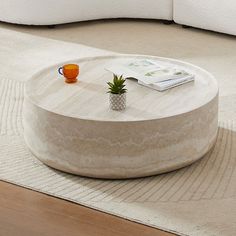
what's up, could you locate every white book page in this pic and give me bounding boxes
[105,59,194,85]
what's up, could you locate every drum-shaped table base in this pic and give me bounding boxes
[23,55,219,179]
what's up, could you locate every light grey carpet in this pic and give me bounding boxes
[0,27,236,236]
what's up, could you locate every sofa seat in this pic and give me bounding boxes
[0,0,173,25]
[174,0,236,36]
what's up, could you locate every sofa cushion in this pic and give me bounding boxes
[174,0,236,36]
[0,0,173,25]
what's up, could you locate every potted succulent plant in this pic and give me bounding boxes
[107,74,127,111]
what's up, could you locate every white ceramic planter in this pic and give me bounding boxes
[109,93,126,111]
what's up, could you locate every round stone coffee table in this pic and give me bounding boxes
[23,55,218,179]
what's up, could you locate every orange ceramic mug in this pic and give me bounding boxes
[58,64,79,83]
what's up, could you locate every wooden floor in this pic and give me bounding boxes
[0,181,176,236]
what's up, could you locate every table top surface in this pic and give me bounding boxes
[25,55,218,122]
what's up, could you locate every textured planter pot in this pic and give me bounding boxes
[109,93,126,111]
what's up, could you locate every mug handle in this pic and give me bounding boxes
[58,67,63,75]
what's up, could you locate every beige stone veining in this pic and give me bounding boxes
[26,55,218,122]
[23,55,218,179]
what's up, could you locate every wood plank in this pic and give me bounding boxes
[0,181,176,236]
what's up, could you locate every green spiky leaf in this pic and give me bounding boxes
[107,74,127,94]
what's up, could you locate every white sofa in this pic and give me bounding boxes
[174,0,236,36]
[0,0,235,36]
[0,0,173,25]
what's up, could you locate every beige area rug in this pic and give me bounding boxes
[0,27,236,236]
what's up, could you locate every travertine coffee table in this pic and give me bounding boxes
[23,55,218,179]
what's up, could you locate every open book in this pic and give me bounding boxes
[106,59,195,91]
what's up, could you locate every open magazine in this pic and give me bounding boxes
[106,59,195,91]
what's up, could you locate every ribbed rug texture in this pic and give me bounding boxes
[0,28,236,236]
